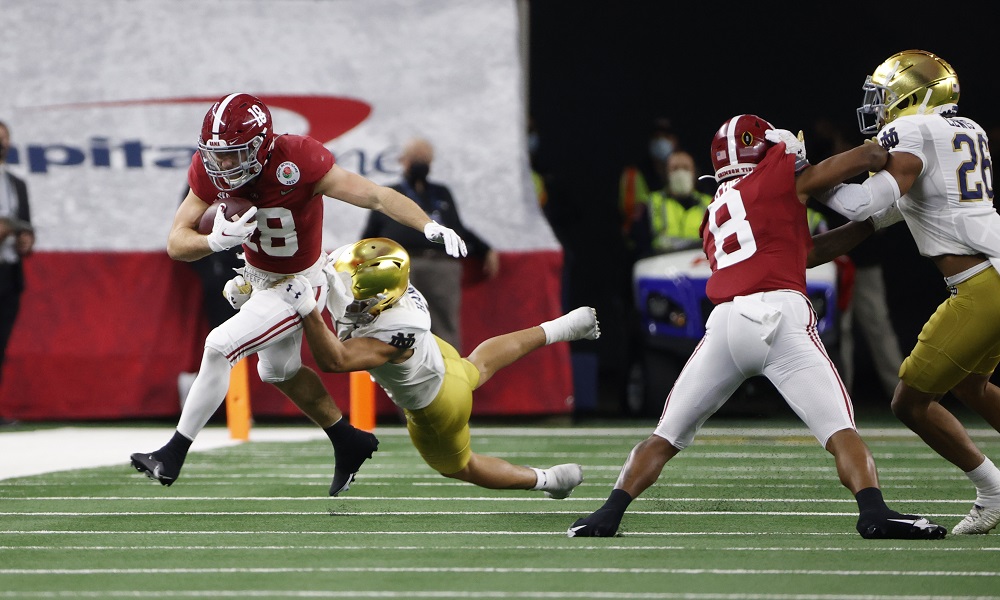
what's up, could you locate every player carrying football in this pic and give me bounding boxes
[131,93,467,495]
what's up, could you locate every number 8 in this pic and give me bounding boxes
[706,190,757,268]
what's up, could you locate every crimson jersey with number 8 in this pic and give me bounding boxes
[702,146,811,305]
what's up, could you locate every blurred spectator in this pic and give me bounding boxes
[0,120,34,427]
[629,150,711,256]
[528,116,548,209]
[619,117,679,243]
[362,137,498,352]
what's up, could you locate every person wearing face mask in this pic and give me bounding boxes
[0,120,34,427]
[640,151,712,254]
[361,137,498,352]
[619,118,679,242]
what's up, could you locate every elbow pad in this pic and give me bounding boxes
[817,170,901,222]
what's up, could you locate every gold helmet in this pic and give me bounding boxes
[332,238,410,325]
[857,50,959,135]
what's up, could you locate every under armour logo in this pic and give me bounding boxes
[389,333,416,349]
[285,282,302,299]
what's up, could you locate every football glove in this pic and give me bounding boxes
[868,201,904,231]
[322,260,355,322]
[764,128,809,172]
[423,221,468,258]
[276,275,317,317]
[206,203,258,252]
[222,275,253,310]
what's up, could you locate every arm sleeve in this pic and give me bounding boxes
[815,170,901,222]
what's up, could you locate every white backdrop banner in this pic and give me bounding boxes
[0,0,553,251]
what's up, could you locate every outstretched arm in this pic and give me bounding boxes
[315,164,467,256]
[272,275,405,372]
[795,142,888,202]
[298,310,403,373]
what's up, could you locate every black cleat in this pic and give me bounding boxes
[857,511,947,540]
[567,507,625,538]
[329,429,379,496]
[130,452,179,487]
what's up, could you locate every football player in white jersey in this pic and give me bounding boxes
[273,238,600,498]
[818,50,1000,534]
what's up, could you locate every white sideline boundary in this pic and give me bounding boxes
[0,424,992,482]
[0,426,330,481]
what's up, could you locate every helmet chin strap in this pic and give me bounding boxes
[916,88,934,115]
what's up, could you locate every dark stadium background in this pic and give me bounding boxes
[526,3,998,414]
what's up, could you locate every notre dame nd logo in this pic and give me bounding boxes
[879,127,899,150]
[389,332,416,349]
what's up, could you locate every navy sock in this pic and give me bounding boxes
[602,489,634,512]
[324,418,351,446]
[156,431,192,468]
[855,487,888,515]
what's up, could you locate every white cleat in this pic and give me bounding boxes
[543,463,584,499]
[952,504,1000,535]
[564,307,600,341]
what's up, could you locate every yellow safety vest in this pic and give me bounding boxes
[648,190,712,250]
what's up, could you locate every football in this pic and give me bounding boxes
[197,197,257,235]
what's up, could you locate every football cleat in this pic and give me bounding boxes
[857,511,947,539]
[567,507,625,538]
[130,452,179,487]
[543,463,584,499]
[951,504,1000,535]
[329,429,380,496]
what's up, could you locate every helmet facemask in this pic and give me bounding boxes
[341,294,387,326]
[198,134,266,191]
[857,75,891,135]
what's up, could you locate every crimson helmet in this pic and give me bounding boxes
[198,93,273,191]
[710,114,775,182]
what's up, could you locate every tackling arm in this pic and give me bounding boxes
[299,310,406,373]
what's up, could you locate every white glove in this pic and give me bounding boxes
[206,204,258,252]
[222,275,253,310]
[322,260,355,321]
[424,221,468,257]
[764,128,809,172]
[275,275,317,317]
[868,201,905,231]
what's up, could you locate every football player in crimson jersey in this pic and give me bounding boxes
[817,51,1000,535]
[131,92,468,496]
[568,114,945,539]
[271,238,599,498]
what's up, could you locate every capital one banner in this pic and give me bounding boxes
[0,0,574,421]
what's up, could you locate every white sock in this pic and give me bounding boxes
[176,349,232,440]
[530,467,548,490]
[540,314,577,345]
[966,456,1000,507]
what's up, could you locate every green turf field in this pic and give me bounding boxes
[1,422,999,599]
